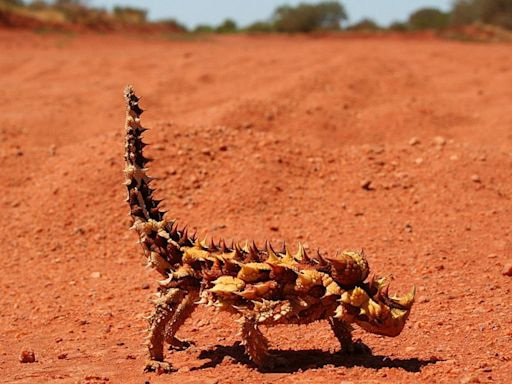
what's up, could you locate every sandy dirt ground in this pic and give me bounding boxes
[0,30,511,384]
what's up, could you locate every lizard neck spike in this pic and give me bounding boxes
[265,241,279,262]
[294,243,307,262]
[208,237,217,251]
[219,239,227,253]
[178,226,188,243]
[326,251,370,287]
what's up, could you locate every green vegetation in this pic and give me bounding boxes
[346,18,380,31]
[215,18,237,33]
[452,0,512,30]
[2,0,512,36]
[272,1,347,32]
[408,7,450,30]
[113,6,147,24]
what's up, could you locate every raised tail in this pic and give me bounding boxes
[124,86,186,275]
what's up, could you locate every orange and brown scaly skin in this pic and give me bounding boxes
[124,86,415,373]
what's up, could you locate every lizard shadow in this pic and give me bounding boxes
[193,342,440,373]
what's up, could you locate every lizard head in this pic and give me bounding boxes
[335,276,415,337]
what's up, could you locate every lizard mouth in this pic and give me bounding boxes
[337,277,415,337]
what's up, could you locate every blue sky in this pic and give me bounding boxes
[89,0,453,27]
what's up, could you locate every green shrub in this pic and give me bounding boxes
[158,18,188,32]
[347,18,380,31]
[215,18,237,33]
[479,0,512,29]
[408,7,450,30]
[246,21,274,33]
[194,24,214,33]
[389,21,408,31]
[451,0,512,30]
[113,6,147,24]
[272,1,347,33]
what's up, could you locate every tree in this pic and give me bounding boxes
[246,21,274,33]
[451,0,481,26]
[194,24,214,33]
[215,18,237,33]
[347,18,380,31]
[479,0,512,29]
[408,7,450,30]
[272,1,347,33]
[450,0,512,30]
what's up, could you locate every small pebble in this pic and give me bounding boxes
[90,272,101,278]
[361,180,374,191]
[433,136,446,146]
[471,174,481,183]
[409,137,420,146]
[502,263,512,277]
[19,349,36,363]
[57,352,68,360]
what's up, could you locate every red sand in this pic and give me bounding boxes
[0,30,511,383]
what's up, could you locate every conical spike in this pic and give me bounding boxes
[294,243,306,261]
[200,235,209,248]
[234,243,243,258]
[179,226,189,243]
[392,286,416,309]
[265,241,279,264]
[208,237,217,251]
[219,239,227,253]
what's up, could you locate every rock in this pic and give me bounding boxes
[19,349,36,363]
[57,352,68,360]
[433,136,446,146]
[471,174,481,183]
[414,157,423,165]
[502,263,512,277]
[361,180,374,191]
[90,272,101,278]
[460,374,481,384]
[141,282,150,290]
[409,137,420,146]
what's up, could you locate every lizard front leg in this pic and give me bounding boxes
[329,317,371,355]
[145,288,187,373]
[165,289,199,350]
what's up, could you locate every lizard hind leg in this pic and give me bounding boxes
[145,288,187,373]
[165,289,199,351]
[240,316,286,370]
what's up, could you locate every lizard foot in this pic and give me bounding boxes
[144,360,176,374]
[345,339,372,356]
[168,337,195,351]
[259,353,288,371]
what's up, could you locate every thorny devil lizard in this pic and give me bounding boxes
[123,86,415,373]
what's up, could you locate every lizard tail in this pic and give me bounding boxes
[124,85,184,275]
[124,85,164,223]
